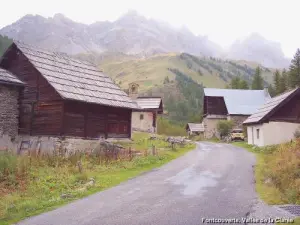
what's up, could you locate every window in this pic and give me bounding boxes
[256,129,260,139]
[140,114,144,120]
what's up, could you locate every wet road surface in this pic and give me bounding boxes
[17,142,294,225]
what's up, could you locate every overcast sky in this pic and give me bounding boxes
[1,0,299,57]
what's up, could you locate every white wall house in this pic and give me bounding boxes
[244,87,300,147]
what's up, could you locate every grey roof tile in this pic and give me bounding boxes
[0,68,24,86]
[243,87,299,124]
[135,97,162,109]
[204,88,271,115]
[15,42,139,109]
[187,123,204,132]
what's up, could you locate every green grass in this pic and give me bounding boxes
[100,54,227,91]
[0,132,195,225]
[232,142,298,205]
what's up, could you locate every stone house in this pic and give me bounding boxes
[0,68,24,138]
[203,87,271,139]
[127,83,163,133]
[244,87,300,147]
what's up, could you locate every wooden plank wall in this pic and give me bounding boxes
[64,101,132,139]
[1,45,132,139]
[2,46,64,135]
[204,96,228,115]
[270,93,300,123]
[32,101,63,135]
[2,47,39,134]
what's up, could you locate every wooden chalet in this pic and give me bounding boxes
[0,42,139,139]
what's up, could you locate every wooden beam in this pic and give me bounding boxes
[84,106,88,139]
[129,110,132,139]
[104,112,108,139]
[60,101,65,136]
[29,102,35,136]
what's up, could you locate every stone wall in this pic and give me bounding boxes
[203,117,226,139]
[203,115,248,139]
[132,111,156,133]
[0,85,20,138]
[0,134,126,155]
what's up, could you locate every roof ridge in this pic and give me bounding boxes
[19,47,101,73]
[14,41,95,67]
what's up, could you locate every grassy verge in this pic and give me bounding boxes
[0,132,195,225]
[233,142,300,225]
[233,142,284,204]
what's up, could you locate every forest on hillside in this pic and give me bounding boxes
[0,35,12,56]
[227,48,300,97]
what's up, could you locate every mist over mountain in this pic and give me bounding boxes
[227,33,290,68]
[0,11,290,68]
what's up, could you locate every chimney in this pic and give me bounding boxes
[128,82,139,99]
[264,85,270,98]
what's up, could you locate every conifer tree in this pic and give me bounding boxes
[251,66,264,90]
[288,48,300,88]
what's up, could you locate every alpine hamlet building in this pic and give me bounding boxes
[203,88,271,138]
[186,123,204,136]
[243,87,300,147]
[0,68,24,138]
[0,42,139,139]
[127,83,163,133]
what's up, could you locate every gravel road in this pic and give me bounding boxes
[17,142,295,225]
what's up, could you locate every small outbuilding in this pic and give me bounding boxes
[132,97,163,133]
[186,123,204,136]
[243,87,300,146]
[0,68,24,138]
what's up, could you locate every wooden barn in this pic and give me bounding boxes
[0,42,139,139]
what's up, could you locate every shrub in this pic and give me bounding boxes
[294,126,300,138]
[216,120,234,138]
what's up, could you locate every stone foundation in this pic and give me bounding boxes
[0,134,131,155]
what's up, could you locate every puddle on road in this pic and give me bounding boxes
[197,143,212,152]
[166,165,221,196]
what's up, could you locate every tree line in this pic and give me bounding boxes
[227,48,300,97]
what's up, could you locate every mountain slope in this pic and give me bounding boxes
[0,11,222,57]
[90,53,274,91]
[227,33,290,68]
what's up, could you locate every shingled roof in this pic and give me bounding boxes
[134,97,163,113]
[11,42,139,109]
[0,68,23,86]
[243,87,300,125]
[204,88,271,115]
[186,123,204,132]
